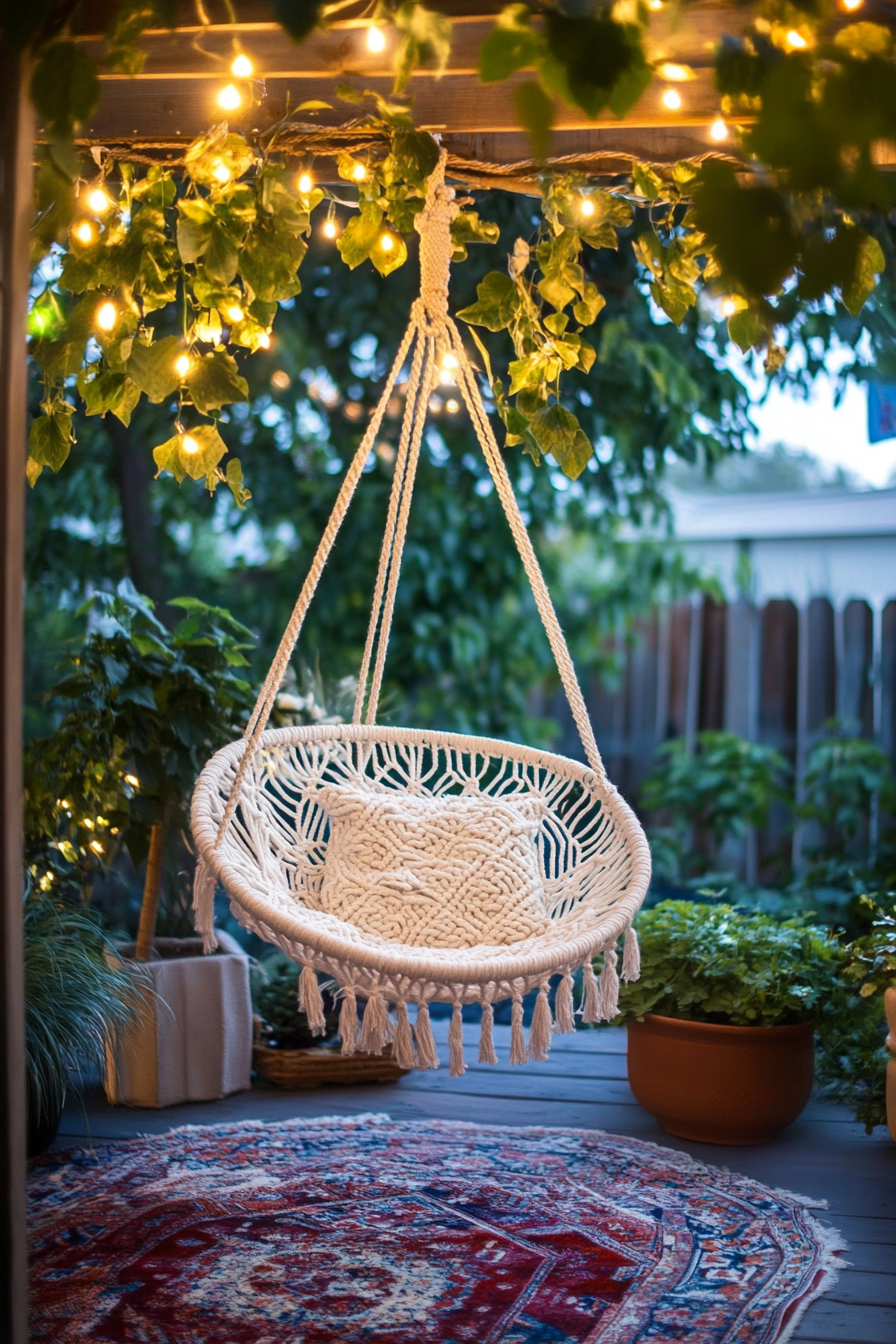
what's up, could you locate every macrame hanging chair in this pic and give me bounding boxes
[191,154,652,1076]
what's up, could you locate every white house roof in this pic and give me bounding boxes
[668,487,896,542]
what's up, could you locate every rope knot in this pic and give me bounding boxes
[414,152,458,326]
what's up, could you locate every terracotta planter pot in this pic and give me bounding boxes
[627,1013,815,1145]
[885,987,896,1143]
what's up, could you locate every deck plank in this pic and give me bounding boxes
[50,1022,896,1341]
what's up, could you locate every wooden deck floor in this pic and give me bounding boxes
[53,1021,896,1344]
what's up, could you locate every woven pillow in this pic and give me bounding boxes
[313,784,549,949]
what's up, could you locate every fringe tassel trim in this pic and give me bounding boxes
[339,987,358,1056]
[599,946,620,1021]
[581,960,601,1024]
[528,985,552,1062]
[299,965,327,1036]
[394,1000,417,1070]
[192,856,218,954]
[622,925,641,981]
[358,992,390,1055]
[448,1003,466,1077]
[414,1003,439,1070]
[554,972,576,1034]
[509,998,526,1065]
[478,1001,498,1065]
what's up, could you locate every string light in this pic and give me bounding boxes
[231,53,254,77]
[226,304,244,322]
[86,188,111,213]
[217,84,242,111]
[271,370,291,390]
[839,0,863,9]
[74,221,94,244]
[212,159,231,183]
[96,301,117,331]
[445,397,460,414]
[658,63,692,82]
[124,774,140,788]
[89,840,104,855]
[661,88,682,111]
[257,332,271,348]
[379,232,395,252]
[710,117,729,142]
[367,24,387,53]
[785,30,808,50]
[181,435,200,455]
[322,217,338,239]
[297,171,314,194]
[721,296,738,317]
[580,197,595,217]
[196,313,222,344]
[647,0,663,8]
[352,162,367,181]
[175,354,192,378]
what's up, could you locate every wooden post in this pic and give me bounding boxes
[0,44,33,1344]
[134,811,170,963]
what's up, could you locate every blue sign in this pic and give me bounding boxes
[868,383,896,443]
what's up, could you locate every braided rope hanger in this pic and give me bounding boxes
[213,152,606,847]
[192,153,649,1075]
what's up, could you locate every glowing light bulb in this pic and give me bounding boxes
[218,83,242,111]
[380,232,395,252]
[367,24,387,53]
[840,0,863,9]
[124,774,140,788]
[212,159,231,183]
[175,354,192,378]
[658,63,691,82]
[226,305,244,323]
[441,351,459,370]
[257,332,271,349]
[322,217,338,239]
[297,171,314,194]
[445,397,460,414]
[647,0,663,9]
[710,117,729,142]
[785,29,807,50]
[181,434,200,455]
[661,87,682,111]
[74,221,94,244]
[96,301,117,331]
[580,197,595,217]
[231,53,254,77]
[89,840,104,855]
[352,162,367,181]
[87,188,111,213]
[196,314,222,344]
[721,296,737,317]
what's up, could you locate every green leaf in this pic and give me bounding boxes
[77,368,129,417]
[225,457,252,509]
[153,423,229,484]
[186,350,249,415]
[127,335,182,403]
[456,272,520,332]
[391,128,440,190]
[393,2,452,94]
[30,41,100,138]
[204,222,241,286]
[370,231,409,277]
[727,305,768,353]
[337,202,386,269]
[834,22,893,60]
[651,276,697,326]
[842,231,885,316]
[692,162,799,299]
[515,81,553,161]
[239,220,306,301]
[274,0,323,44]
[543,12,635,119]
[633,163,664,201]
[112,378,141,427]
[479,5,543,83]
[29,408,74,473]
[528,403,592,479]
[176,198,215,264]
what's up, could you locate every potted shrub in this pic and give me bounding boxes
[25,581,256,1107]
[250,952,410,1088]
[609,900,845,1145]
[23,886,143,1155]
[816,892,896,1140]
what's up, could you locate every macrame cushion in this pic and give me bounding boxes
[312,783,549,949]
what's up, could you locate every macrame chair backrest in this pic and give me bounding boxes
[191,154,651,1076]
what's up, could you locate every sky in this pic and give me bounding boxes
[747,374,896,488]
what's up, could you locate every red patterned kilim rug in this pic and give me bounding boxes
[29,1115,846,1343]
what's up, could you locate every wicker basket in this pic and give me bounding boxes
[252,1042,408,1089]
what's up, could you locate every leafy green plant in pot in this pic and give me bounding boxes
[27,582,258,1107]
[816,892,896,1140]
[24,886,143,1155]
[608,900,846,1145]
